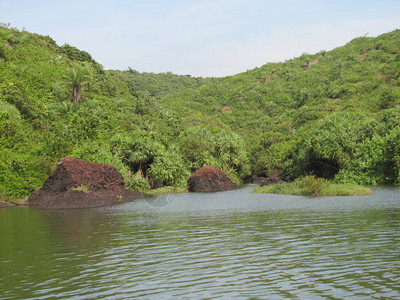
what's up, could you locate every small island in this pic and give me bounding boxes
[253,175,372,196]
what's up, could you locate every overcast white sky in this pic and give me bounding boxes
[1,0,400,77]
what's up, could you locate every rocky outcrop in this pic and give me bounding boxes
[251,175,268,185]
[258,170,286,186]
[188,165,238,192]
[27,157,142,209]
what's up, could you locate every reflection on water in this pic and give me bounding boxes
[1,186,399,299]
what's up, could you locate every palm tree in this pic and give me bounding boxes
[63,66,92,103]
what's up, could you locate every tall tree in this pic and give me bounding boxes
[63,65,92,103]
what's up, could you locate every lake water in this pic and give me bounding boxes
[1,186,399,299]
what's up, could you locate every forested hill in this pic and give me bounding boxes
[160,29,400,184]
[0,24,399,202]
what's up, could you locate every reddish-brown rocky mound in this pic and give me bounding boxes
[188,165,238,192]
[27,157,142,209]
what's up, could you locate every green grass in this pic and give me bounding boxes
[253,175,372,196]
[145,186,188,195]
[70,184,91,193]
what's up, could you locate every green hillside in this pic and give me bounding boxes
[1,24,399,202]
[160,30,400,184]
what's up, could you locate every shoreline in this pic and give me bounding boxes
[0,200,16,208]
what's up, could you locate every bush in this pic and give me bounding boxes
[124,173,150,193]
[147,148,190,188]
[291,112,377,180]
[296,175,327,195]
[0,44,6,60]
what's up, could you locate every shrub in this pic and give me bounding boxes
[296,175,327,196]
[0,44,6,60]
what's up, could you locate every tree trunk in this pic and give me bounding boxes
[72,85,82,103]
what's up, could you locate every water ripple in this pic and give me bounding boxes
[0,187,399,299]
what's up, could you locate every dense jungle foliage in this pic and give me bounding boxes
[0,24,399,202]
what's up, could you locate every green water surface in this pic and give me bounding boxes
[1,186,399,299]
